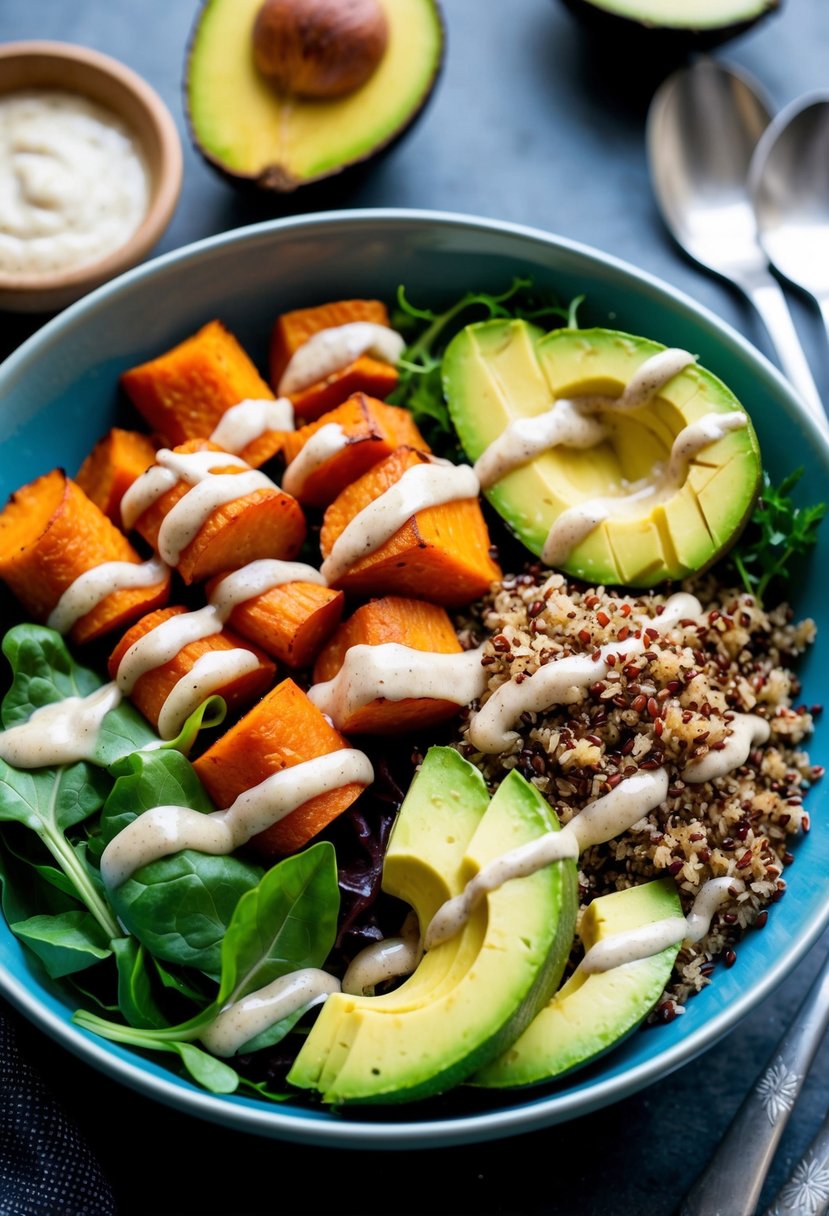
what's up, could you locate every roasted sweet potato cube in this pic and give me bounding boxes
[206,573,345,668]
[269,299,392,385]
[192,678,370,857]
[311,596,465,734]
[121,319,275,446]
[280,393,429,507]
[319,447,501,607]
[76,428,159,523]
[109,606,275,739]
[0,469,171,646]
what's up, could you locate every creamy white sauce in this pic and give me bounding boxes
[474,401,608,490]
[155,648,261,741]
[473,348,695,493]
[208,559,327,618]
[0,682,122,769]
[157,468,274,566]
[578,877,745,974]
[208,398,295,453]
[308,642,488,728]
[425,768,669,949]
[282,423,349,499]
[682,713,770,783]
[120,449,276,562]
[468,591,702,754]
[321,460,480,584]
[0,89,150,277]
[199,968,341,1058]
[115,605,222,695]
[100,748,374,888]
[277,323,405,396]
[46,556,168,635]
[341,912,422,997]
[542,411,748,567]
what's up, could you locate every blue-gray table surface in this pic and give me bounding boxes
[1,2,828,1214]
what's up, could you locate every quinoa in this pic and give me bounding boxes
[453,565,821,1014]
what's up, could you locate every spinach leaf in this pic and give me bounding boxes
[74,842,342,1076]
[101,750,263,975]
[10,911,111,978]
[112,937,171,1031]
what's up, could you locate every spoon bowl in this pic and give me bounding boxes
[647,58,828,432]
[750,92,829,329]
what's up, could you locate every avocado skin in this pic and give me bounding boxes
[183,0,446,195]
[558,0,781,54]
[472,878,684,1090]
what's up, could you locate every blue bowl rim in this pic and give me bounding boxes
[1,205,827,1150]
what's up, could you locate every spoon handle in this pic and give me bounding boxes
[678,949,829,1216]
[745,278,828,433]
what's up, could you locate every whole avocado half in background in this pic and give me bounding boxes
[558,0,781,52]
[184,0,445,194]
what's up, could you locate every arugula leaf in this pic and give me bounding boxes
[728,468,827,602]
[387,277,580,456]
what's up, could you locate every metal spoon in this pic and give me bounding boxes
[647,58,827,433]
[750,91,829,342]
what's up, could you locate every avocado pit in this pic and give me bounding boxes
[252,0,389,100]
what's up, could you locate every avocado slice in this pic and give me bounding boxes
[287,748,578,1104]
[442,320,761,588]
[559,0,780,51]
[185,0,445,192]
[473,878,683,1090]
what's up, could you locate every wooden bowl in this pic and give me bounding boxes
[0,41,183,313]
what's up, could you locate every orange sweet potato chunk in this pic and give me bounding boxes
[121,320,275,446]
[280,392,429,507]
[312,596,465,734]
[76,428,158,523]
[319,447,501,607]
[192,677,369,857]
[269,299,399,423]
[108,606,275,735]
[0,469,171,645]
[205,574,345,668]
[129,440,307,585]
[269,299,392,385]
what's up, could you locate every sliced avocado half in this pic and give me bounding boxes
[442,320,761,588]
[473,877,683,1089]
[287,747,578,1104]
[185,0,445,192]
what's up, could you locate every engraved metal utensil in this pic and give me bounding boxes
[647,58,828,434]
[679,948,829,1216]
[761,1106,829,1216]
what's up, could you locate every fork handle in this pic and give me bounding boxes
[679,950,829,1216]
[746,278,828,434]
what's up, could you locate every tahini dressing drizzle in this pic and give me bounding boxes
[321,460,480,584]
[208,398,295,454]
[46,555,168,635]
[99,749,374,888]
[282,423,349,499]
[277,323,406,396]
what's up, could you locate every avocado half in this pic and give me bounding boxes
[558,0,781,52]
[287,747,578,1104]
[185,0,445,193]
[442,319,762,589]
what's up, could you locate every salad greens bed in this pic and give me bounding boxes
[0,279,824,1103]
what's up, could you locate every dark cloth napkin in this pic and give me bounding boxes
[0,1015,116,1216]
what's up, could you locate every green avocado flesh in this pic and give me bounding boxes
[287,747,578,1105]
[572,0,777,30]
[186,0,444,190]
[473,878,683,1089]
[442,320,761,588]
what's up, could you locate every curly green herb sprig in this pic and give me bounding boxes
[729,468,826,603]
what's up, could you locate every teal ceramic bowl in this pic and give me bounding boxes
[0,209,826,1149]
